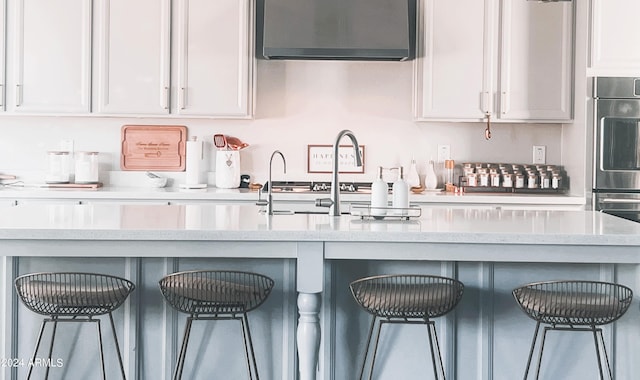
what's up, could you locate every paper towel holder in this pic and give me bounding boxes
[180,136,208,190]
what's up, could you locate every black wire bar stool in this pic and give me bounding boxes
[513,280,633,380]
[159,270,275,380]
[349,274,464,380]
[14,272,135,380]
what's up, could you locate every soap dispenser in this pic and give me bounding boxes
[370,166,388,219]
[392,166,409,209]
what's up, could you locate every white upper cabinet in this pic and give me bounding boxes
[589,0,640,76]
[0,0,5,111]
[8,0,92,113]
[415,0,574,122]
[93,0,171,114]
[415,0,493,120]
[5,0,253,117]
[173,0,252,117]
[499,0,573,121]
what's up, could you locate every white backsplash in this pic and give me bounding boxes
[0,60,563,188]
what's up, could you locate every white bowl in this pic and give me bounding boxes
[147,176,167,188]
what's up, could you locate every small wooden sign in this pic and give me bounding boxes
[307,145,365,174]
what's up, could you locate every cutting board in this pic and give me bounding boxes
[121,125,187,171]
[46,183,103,189]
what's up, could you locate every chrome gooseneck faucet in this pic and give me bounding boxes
[266,150,286,215]
[315,130,362,216]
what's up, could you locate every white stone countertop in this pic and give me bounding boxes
[0,203,636,247]
[0,184,586,206]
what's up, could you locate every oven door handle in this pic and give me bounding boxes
[599,198,640,204]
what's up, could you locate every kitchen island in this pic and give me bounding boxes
[1,203,639,380]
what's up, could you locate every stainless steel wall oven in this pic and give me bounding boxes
[593,77,640,223]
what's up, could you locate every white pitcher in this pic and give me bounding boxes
[215,150,241,189]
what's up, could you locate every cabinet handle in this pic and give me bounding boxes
[162,86,169,110]
[180,87,186,110]
[16,84,22,107]
[501,91,509,115]
[0,84,3,107]
[481,91,491,113]
[484,112,492,140]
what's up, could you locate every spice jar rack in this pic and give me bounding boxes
[457,162,567,194]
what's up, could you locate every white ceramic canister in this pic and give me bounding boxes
[215,150,241,189]
[46,151,71,184]
[74,151,99,184]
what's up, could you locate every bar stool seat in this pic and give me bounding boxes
[513,280,633,379]
[15,272,135,380]
[159,270,274,380]
[350,274,464,380]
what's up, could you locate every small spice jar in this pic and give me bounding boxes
[479,172,490,187]
[527,172,538,189]
[552,172,562,189]
[539,171,550,189]
[467,173,478,187]
[502,173,513,188]
[490,172,500,187]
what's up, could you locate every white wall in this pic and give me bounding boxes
[0,59,564,187]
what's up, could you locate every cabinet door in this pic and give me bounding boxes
[10,0,91,113]
[0,0,5,111]
[498,0,573,121]
[93,0,171,114]
[415,0,496,121]
[173,0,252,117]
[590,0,640,74]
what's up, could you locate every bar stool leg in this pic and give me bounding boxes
[427,322,446,380]
[596,329,613,380]
[108,312,128,380]
[240,313,259,380]
[357,316,377,380]
[27,320,48,380]
[96,319,107,380]
[368,318,385,380]
[523,321,541,380]
[592,327,609,380]
[534,327,551,380]
[173,317,194,380]
[426,322,440,380]
[43,320,58,380]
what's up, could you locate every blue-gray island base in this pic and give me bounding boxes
[1,204,640,380]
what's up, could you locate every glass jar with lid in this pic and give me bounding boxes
[466,173,478,187]
[552,172,562,189]
[527,172,538,189]
[502,173,513,188]
[539,171,550,189]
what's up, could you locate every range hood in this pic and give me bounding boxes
[261,0,414,61]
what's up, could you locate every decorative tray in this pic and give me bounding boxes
[349,203,422,220]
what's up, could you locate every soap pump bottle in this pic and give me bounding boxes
[392,166,409,209]
[370,166,388,218]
